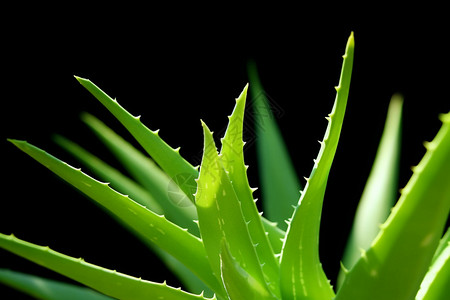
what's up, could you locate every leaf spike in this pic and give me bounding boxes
[340,261,349,274]
[439,112,450,123]
[359,248,368,260]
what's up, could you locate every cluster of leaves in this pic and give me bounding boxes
[1,33,449,300]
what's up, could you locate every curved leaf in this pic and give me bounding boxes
[75,76,198,202]
[248,62,301,231]
[75,78,283,244]
[416,229,450,300]
[8,139,222,295]
[219,84,280,295]
[338,94,403,286]
[53,134,211,296]
[279,31,354,300]
[80,113,198,236]
[0,268,113,300]
[336,112,450,300]
[54,134,163,214]
[0,234,215,300]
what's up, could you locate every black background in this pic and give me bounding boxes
[1,5,449,298]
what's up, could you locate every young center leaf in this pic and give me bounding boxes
[219,84,280,294]
[195,119,275,298]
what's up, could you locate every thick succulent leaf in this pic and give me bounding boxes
[195,122,272,297]
[248,62,301,231]
[279,32,354,300]
[75,77,285,245]
[54,134,163,214]
[219,241,277,300]
[416,228,450,300]
[335,112,450,300]
[0,234,215,300]
[75,76,198,202]
[0,268,113,300]
[80,113,198,236]
[261,218,285,255]
[53,135,211,296]
[432,227,450,264]
[8,139,222,295]
[338,95,403,286]
[219,84,280,295]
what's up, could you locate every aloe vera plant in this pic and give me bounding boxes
[1,32,450,300]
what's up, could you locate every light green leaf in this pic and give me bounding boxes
[0,234,215,300]
[416,228,450,300]
[279,31,354,300]
[248,62,301,231]
[219,84,280,295]
[7,139,222,295]
[75,76,198,203]
[80,113,198,236]
[53,134,163,214]
[338,94,403,286]
[432,227,450,265]
[0,268,113,300]
[53,134,212,296]
[195,121,272,297]
[219,241,277,300]
[261,218,285,255]
[75,77,285,246]
[336,112,450,300]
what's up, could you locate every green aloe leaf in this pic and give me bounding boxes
[0,268,113,300]
[79,113,198,236]
[75,76,198,203]
[7,139,222,295]
[219,241,276,300]
[195,120,273,297]
[338,94,403,286]
[219,84,280,294]
[248,62,301,231]
[416,228,450,300]
[0,234,215,300]
[335,112,450,300]
[279,32,354,300]
[432,227,450,264]
[75,78,284,245]
[53,134,212,296]
[53,134,164,214]
[261,218,285,255]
